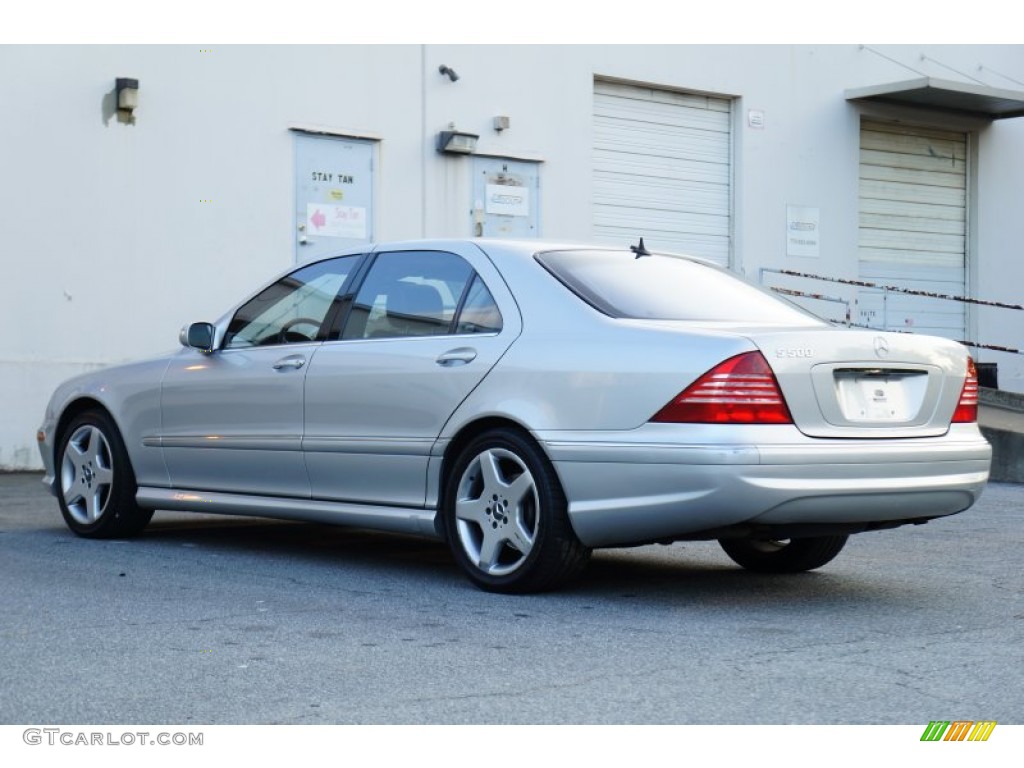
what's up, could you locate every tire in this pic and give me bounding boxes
[56,409,153,538]
[718,534,848,573]
[442,428,591,593]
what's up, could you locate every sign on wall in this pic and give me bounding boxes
[786,205,820,258]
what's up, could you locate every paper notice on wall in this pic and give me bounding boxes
[307,203,367,239]
[485,184,529,217]
[786,205,820,257]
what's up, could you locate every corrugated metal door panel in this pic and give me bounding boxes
[859,179,965,208]
[860,204,965,231]
[594,206,729,238]
[595,80,732,112]
[860,148,967,176]
[593,130,730,170]
[593,151,730,187]
[861,123,968,155]
[861,162,965,189]
[594,175,729,217]
[860,230,965,260]
[858,120,968,341]
[859,248,964,270]
[594,100,732,132]
[593,80,732,265]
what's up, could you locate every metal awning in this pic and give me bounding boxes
[845,76,1024,120]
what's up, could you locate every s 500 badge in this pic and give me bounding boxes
[775,347,814,358]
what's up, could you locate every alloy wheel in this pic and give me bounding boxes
[61,425,114,525]
[454,447,539,577]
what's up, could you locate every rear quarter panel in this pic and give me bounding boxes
[443,318,756,433]
[439,243,759,434]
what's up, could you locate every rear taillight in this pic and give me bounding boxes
[651,351,793,424]
[952,357,979,423]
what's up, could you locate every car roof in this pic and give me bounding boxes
[359,238,715,265]
[370,238,619,255]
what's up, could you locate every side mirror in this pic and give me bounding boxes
[180,322,216,354]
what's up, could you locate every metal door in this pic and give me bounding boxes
[294,133,374,262]
[160,343,316,498]
[159,255,361,498]
[857,120,968,341]
[471,157,540,238]
[592,80,733,265]
[303,243,522,508]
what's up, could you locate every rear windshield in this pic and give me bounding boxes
[536,249,822,325]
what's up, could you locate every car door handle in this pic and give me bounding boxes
[436,347,477,366]
[272,355,306,371]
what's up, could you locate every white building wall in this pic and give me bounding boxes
[976,116,1024,389]
[2,44,1023,469]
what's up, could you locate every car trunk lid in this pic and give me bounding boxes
[741,328,968,438]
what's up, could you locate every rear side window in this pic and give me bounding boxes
[336,250,504,340]
[456,275,503,334]
[536,249,822,325]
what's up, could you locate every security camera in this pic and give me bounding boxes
[438,65,459,82]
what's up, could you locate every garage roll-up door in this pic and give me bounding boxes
[858,120,968,340]
[593,80,732,266]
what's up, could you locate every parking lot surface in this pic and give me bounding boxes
[1,472,1021,724]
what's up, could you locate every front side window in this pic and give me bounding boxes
[224,256,359,349]
[342,251,477,340]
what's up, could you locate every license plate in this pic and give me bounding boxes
[836,375,915,422]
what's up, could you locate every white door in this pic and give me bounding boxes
[294,133,374,262]
[857,120,968,341]
[592,80,732,265]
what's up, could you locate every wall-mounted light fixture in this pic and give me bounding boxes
[116,78,139,113]
[438,65,459,82]
[493,115,510,133]
[437,129,479,155]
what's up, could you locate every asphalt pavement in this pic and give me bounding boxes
[1,472,1021,724]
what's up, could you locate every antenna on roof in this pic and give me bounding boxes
[630,237,652,259]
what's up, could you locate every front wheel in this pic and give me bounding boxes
[718,535,848,573]
[56,410,153,538]
[442,428,590,593]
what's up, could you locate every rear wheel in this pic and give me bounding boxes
[443,428,590,593]
[718,534,848,573]
[57,410,153,538]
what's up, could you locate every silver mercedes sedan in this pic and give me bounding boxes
[38,239,991,592]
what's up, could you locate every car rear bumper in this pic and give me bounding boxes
[538,423,992,547]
